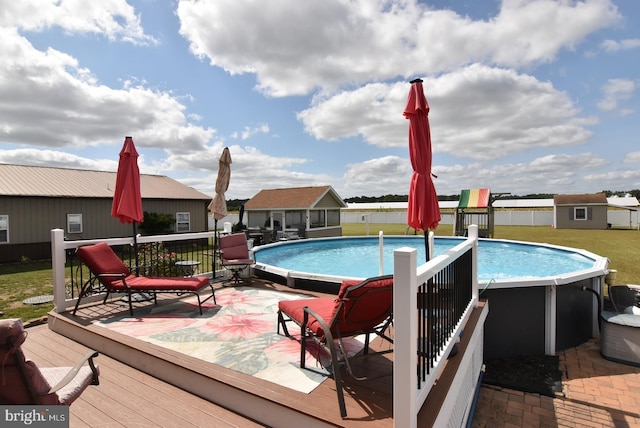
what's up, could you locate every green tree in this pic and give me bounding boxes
[138,212,175,235]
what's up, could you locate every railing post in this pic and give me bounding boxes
[379,230,384,276]
[468,224,479,306]
[545,284,557,355]
[51,228,67,313]
[394,247,418,428]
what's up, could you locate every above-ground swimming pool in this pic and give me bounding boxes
[252,236,602,283]
[251,235,609,359]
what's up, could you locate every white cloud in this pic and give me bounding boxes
[176,0,619,97]
[597,78,636,112]
[624,152,640,164]
[342,156,412,197]
[299,64,596,161]
[1,0,156,45]
[601,38,640,52]
[424,153,610,195]
[0,27,214,152]
[231,124,270,140]
[0,148,118,171]
[159,144,332,199]
[583,170,640,191]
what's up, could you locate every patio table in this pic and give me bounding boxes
[175,260,200,277]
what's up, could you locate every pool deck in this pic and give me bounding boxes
[24,316,640,427]
[22,273,640,426]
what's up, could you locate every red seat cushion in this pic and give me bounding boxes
[222,258,253,266]
[220,233,252,261]
[77,243,130,288]
[115,275,209,291]
[278,298,337,338]
[279,276,393,339]
[336,277,393,332]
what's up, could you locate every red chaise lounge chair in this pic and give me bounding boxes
[73,242,216,316]
[277,274,394,418]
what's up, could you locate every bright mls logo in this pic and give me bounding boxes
[2,406,69,427]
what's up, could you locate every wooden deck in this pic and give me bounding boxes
[33,278,486,427]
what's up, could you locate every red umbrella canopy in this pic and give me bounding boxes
[405,80,441,231]
[208,147,232,220]
[111,136,144,224]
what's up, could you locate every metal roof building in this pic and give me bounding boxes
[0,164,211,262]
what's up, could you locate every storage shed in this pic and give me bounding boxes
[553,193,609,230]
[244,185,346,242]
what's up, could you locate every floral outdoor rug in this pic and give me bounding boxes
[95,286,366,393]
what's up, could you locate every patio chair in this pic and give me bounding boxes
[219,233,254,284]
[0,318,99,405]
[277,274,394,418]
[74,242,216,316]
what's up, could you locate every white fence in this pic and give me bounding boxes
[342,209,639,228]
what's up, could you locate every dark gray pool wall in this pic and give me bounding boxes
[482,278,596,360]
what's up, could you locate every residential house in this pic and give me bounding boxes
[244,185,346,240]
[0,164,211,262]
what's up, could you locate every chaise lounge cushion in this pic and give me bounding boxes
[76,242,209,290]
[115,275,209,291]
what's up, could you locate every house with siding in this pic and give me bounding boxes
[553,192,609,230]
[0,164,211,262]
[244,185,346,240]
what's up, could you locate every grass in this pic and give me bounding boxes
[2,224,638,323]
[0,261,56,321]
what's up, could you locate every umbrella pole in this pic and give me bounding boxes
[133,221,140,276]
[424,230,430,262]
[213,219,218,279]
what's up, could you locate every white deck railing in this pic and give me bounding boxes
[50,228,218,313]
[52,226,481,426]
[393,225,479,428]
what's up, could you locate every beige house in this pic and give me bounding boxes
[553,193,609,230]
[0,164,211,262]
[244,185,346,239]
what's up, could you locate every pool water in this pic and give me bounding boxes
[252,236,597,281]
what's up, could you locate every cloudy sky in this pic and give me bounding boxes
[0,0,638,199]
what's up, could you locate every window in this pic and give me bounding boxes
[574,207,587,221]
[327,209,340,227]
[309,210,325,228]
[248,211,268,229]
[176,212,191,232]
[0,215,8,243]
[67,214,83,234]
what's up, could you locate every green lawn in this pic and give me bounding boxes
[2,224,638,322]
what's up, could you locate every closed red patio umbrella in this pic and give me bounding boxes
[112,136,144,273]
[405,79,441,260]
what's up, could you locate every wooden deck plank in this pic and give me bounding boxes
[21,322,267,428]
